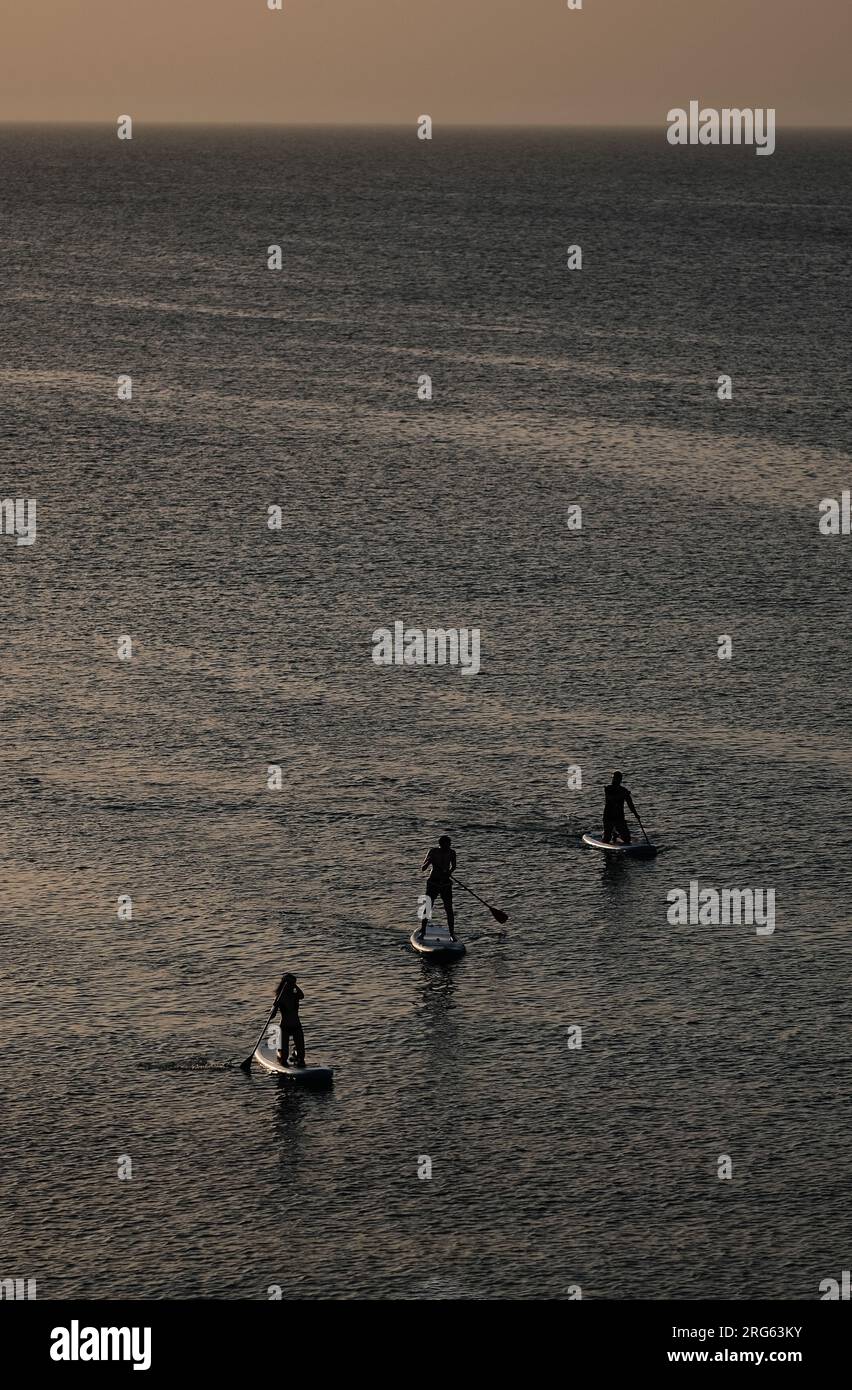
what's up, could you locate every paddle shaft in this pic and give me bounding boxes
[450,875,508,924]
[634,808,651,845]
[239,1002,278,1072]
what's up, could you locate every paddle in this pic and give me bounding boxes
[450,875,508,925]
[239,1002,278,1073]
[633,807,652,846]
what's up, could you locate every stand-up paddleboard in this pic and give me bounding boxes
[582,832,658,858]
[253,1039,334,1086]
[410,921,466,960]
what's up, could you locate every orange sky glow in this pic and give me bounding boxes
[0,0,849,126]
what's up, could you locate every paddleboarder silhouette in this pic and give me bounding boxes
[272,972,306,1067]
[602,771,638,844]
[419,834,457,940]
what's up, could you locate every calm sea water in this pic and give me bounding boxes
[1,127,850,1300]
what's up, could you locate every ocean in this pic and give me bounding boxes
[1,126,850,1299]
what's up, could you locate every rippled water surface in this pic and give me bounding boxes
[1,128,850,1299]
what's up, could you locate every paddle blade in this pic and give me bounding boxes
[489,907,509,925]
[239,1056,253,1073]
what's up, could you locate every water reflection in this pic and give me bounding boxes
[416,960,460,1064]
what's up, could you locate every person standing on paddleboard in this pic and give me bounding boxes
[602,771,638,844]
[419,834,457,940]
[273,972,306,1067]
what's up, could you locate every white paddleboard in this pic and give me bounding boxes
[582,832,657,857]
[254,1039,334,1085]
[409,923,466,959]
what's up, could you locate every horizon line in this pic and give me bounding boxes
[0,118,850,132]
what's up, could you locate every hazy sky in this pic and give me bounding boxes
[1,0,850,126]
